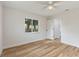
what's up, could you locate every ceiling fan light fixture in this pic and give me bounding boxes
[48,6,53,10]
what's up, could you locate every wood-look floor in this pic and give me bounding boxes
[1,39,79,57]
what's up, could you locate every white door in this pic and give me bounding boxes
[53,19,61,40]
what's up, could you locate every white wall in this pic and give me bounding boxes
[47,8,79,48]
[3,7,47,49]
[60,8,79,47]
[0,3,3,55]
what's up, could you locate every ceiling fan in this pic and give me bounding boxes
[40,1,62,10]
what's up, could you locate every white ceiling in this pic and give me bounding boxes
[2,1,79,17]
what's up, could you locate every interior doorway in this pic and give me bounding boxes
[53,19,61,41]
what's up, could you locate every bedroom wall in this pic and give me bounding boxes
[60,8,79,47]
[48,8,79,48]
[0,3,3,55]
[3,6,47,49]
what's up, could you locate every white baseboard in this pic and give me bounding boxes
[3,38,46,49]
[61,40,79,48]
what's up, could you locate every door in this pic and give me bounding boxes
[53,19,61,40]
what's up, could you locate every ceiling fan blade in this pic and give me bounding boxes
[36,1,63,10]
[53,1,63,6]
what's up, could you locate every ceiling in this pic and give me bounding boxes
[2,1,79,17]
